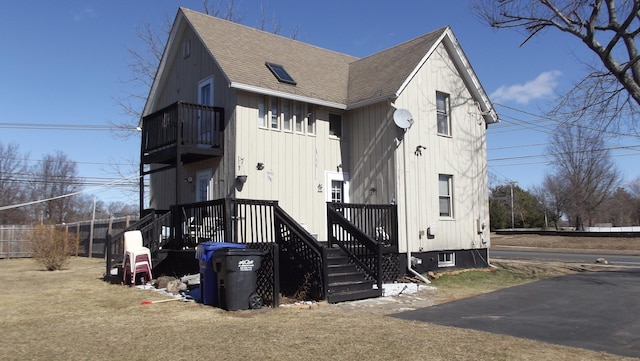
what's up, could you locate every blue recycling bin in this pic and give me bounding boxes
[195,242,246,306]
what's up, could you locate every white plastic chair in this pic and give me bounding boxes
[123,230,152,285]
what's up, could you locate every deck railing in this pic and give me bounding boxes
[141,101,224,153]
[171,198,325,301]
[171,199,230,248]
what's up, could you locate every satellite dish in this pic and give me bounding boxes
[393,108,414,129]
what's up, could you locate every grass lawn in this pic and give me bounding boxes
[0,255,635,361]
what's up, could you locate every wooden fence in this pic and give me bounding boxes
[0,216,138,259]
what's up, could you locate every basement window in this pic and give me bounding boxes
[438,252,455,267]
[266,62,296,85]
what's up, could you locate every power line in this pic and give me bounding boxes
[0,173,140,211]
[0,122,137,131]
[2,156,135,167]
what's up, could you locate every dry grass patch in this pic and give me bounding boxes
[491,233,640,253]
[0,257,635,360]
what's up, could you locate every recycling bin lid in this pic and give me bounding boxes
[213,248,265,257]
[195,242,246,261]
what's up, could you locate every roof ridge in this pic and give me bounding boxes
[356,26,450,62]
[179,7,359,61]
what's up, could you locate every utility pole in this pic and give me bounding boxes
[509,181,517,230]
[88,196,96,258]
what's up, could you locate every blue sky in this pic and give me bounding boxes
[1,1,639,206]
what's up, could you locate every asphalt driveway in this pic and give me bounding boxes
[392,268,640,358]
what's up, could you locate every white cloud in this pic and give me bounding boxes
[490,70,562,104]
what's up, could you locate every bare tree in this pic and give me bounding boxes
[203,0,244,22]
[628,175,640,198]
[546,123,621,229]
[473,0,640,130]
[535,173,570,229]
[29,151,83,224]
[596,187,637,225]
[0,142,29,224]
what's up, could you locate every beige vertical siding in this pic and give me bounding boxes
[233,92,345,240]
[147,21,490,251]
[390,42,490,253]
[347,43,491,253]
[148,23,237,209]
[347,103,400,207]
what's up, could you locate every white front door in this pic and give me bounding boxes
[196,169,212,202]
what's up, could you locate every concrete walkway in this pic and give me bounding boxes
[391,268,640,358]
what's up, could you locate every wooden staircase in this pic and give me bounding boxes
[325,247,382,303]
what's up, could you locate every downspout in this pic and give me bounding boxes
[401,137,430,284]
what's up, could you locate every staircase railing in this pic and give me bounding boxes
[327,203,383,290]
[273,204,327,300]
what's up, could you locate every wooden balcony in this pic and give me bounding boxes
[141,101,224,166]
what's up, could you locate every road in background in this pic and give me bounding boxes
[490,248,640,267]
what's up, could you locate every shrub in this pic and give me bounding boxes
[30,225,75,271]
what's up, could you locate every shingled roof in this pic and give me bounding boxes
[182,8,356,108]
[347,27,446,107]
[146,8,497,123]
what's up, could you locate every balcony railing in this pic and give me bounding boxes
[141,101,224,156]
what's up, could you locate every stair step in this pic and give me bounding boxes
[327,279,376,294]
[327,271,366,283]
[327,288,382,304]
[326,263,358,273]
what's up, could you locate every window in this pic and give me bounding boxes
[307,107,316,134]
[270,97,279,129]
[265,62,296,85]
[325,171,349,203]
[294,103,304,133]
[198,77,214,144]
[329,113,342,138]
[438,252,455,267]
[258,97,266,128]
[436,91,450,136]
[330,180,344,203]
[439,174,453,217]
[282,100,292,131]
[183,39,191,58]
[259,97,315,135]
[196,169,212,202]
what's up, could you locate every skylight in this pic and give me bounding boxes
[265,62,296,85]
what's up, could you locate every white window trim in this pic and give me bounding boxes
[195,169,212,202]
[307,108,316,135]
[259,96,317,136]
[439,174,454,219]
[258,96,267,129]
[269,97,280,130]
[294,103,305,134]
[324,171,349,203]
[436,91,451,137]
[281,99,293,133]
[198,76,214,105]
[437,252,455,267]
